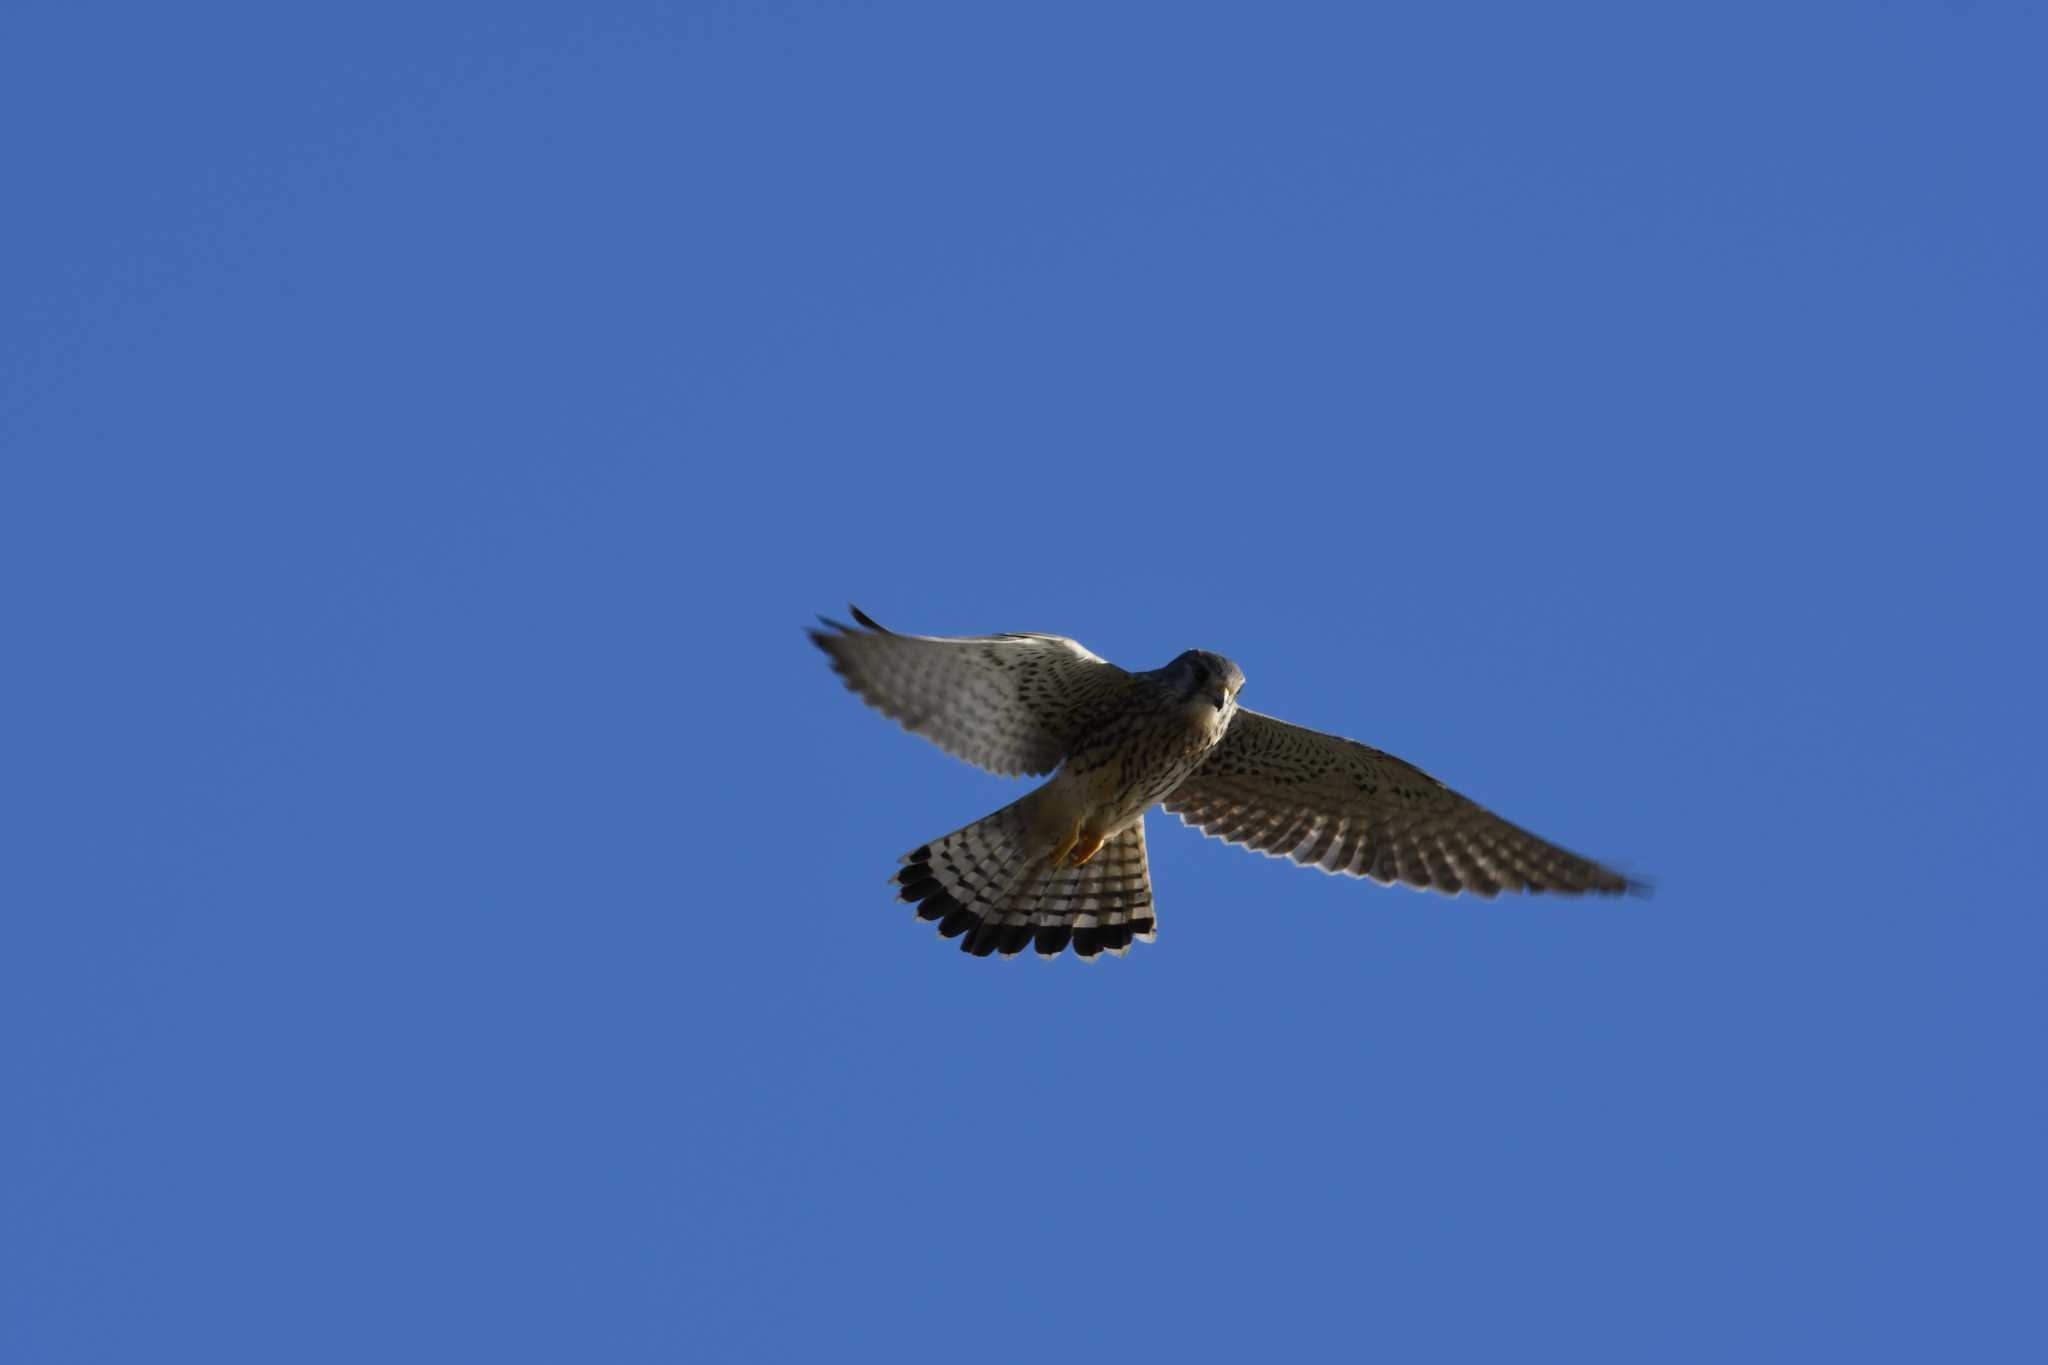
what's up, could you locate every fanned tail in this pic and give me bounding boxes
[893,807,1157,961]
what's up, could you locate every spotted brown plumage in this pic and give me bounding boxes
[812,607,1640,960]
[1164,710,1637,895]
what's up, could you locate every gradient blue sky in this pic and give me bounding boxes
[5,3,2044,1361]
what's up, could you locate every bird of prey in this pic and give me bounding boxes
[812,606,1640,961]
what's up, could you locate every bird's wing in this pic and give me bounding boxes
[1163,707,1639,896]
[811,607,1134,776]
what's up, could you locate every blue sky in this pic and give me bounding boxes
[5,2,2043,1360]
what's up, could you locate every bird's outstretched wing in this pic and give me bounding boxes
[1163,708,1640,896]
[811,607,1133,776]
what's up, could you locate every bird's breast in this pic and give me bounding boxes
[1059,706,1227,829]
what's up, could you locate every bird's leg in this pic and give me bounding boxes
[1034,785,1103,869]
[1067,825,1108,867]
[1047,822,1081,870]
[1048,818,1114,871]
[1047,821,1107,869]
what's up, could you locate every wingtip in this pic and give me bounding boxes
[811,605,888,638]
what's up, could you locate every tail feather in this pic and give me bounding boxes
[894,805,1157,961]
[894,792,1039,942]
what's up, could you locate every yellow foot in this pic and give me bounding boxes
[1068,830,1106,867]
[1048,824,1080,869]
[1046,815,1108,870]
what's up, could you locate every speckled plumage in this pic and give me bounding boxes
[813,607,1639,961]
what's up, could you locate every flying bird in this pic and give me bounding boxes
[813,607,1640,961]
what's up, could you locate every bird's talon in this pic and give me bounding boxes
[1049,826,1080,869]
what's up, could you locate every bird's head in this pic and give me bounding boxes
[1163,649,1246,718]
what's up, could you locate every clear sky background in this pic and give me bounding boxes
[5,3,2043,1361]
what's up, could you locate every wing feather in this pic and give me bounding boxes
[1164,708,1640,896]
[810,607,1133,776]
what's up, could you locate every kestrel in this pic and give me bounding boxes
[813,607,1640,961]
